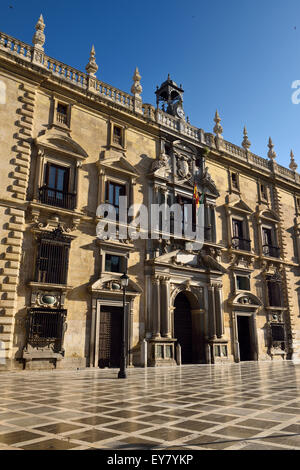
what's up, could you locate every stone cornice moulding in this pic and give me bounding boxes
[1,29,300,192]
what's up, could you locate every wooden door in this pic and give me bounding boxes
[98,307,122,368]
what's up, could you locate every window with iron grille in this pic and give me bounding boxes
[26,308,67,351]
[35,227,71,285]
[270,323,285,350]
[267,275,283,307]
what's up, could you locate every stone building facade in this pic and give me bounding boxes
[1,16,300,370]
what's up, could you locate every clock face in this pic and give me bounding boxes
[176,105,185,118]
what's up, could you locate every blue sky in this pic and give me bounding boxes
[2,0,300,168]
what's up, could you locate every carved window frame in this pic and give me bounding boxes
[108,119,127,151]
[228,170,240,194]
[51,96,72,131]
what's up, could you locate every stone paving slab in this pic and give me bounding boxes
[0,361,299,450]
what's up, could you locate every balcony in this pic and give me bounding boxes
[263,244,280,258]
[39,186,76,210]
[231,236,251,251]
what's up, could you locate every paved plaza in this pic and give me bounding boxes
[0,361,300,450]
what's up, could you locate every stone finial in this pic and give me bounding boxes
[131,67,142,97]
[213,110,223,136]
[242,126,251,150]
[85,45,98,76]
[267,137,276,160]
[32,14,45,50]
[289,149,298,171]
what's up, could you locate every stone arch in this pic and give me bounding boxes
[170,284,202,311]
[171,286,206,364]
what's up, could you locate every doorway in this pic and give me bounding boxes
[98,306,122,368]
[174,292,193,364]
[237,315,254,361]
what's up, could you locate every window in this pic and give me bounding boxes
[56,103,68,125]
[262,227,280,258]
[105,254,126,273]
[39,163,76,210]
[296,197,300,212]
[236,275,250,291]
[231,172,239,191]
[204,205,215,242]
[260,184,268,201]
[232,219,250,251]
[35,227,71,285]
[267,275,283,307]
[26,309,66,351]
[106,181,126,220]
[113,125,123,146]
[177,195,193,235]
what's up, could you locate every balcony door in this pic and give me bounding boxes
[43,163,70,208]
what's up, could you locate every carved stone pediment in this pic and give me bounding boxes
[35,130,88,160]
[89,274,142,296]
[228,292,262,309]
[257,207,280,222]
[226,196,253,214]
[98,154,139,178]
[152,249,227,273]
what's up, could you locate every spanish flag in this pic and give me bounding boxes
[193,183,200,210]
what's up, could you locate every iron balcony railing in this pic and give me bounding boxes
[263,244,280,258]
[231,236,251,251]
[39,186,76,210]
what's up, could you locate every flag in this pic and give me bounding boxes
[193,183,200,211]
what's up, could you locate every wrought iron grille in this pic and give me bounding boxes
[270,323,286,350]
[262,244,280,258]
[232,236,251,251]
[26,309,67,350]
[39,186,76,210]
[35,227,71,285]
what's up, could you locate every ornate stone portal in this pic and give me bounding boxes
[145,249,228,366]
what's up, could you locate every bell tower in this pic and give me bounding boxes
[155,75,185,120]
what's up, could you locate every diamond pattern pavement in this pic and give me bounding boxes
[0,361,299,450]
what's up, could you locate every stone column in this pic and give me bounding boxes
[97,168,105,207]
[94,300,101,367]
[214,283,224,338]
[207,285,217,340]
[74,161,82,211]
[152,276,161,338]
[89,297,97,367]
[232,312,240,362]
[161,276,171,337]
